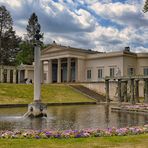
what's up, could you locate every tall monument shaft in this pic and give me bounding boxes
[34,45,41,101]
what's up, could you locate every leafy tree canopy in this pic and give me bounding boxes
[0,5,21,66]
[16,41,33,65]
[143,0,148,13]
[17,13,44,65]
[26,12,43,43]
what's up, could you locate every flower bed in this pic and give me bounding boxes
[121,105,148,110]
[112,104,148,114]
[0,125,148,139]
[120,104,148,112]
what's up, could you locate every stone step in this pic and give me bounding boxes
[70,85,105,102]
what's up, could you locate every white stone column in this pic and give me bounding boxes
[57,59,61,83]
[117,79,122,103]
[34,45,41,102]
[75,58,84,82]
[41,61,44,84]
[105,79,110,102]
[75,58,78,82]
[7,69,10,83]
[67,58,71,82]
[130,79,135,105]
[144,79,148,103]
[48,59,52,83]
[0,68,4,83]
[18,70,21,83]
[135,80,140,103]
[13,69,16,83]
[25,70,28,79]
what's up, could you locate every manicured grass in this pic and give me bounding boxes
[0,134,148,148]
[0,83,94,104]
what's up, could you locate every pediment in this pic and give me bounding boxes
[41,44,97,56]
[41,45,67,55]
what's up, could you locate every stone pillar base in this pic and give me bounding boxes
[26,102,47,118]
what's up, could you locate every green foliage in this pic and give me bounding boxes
[16,13,44,65]
[0,5,21,65]
[0,6,12,32]
[16,41,34,65]
[143,0,148,12]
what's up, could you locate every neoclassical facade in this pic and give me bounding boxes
[0,43,148,84]
[41,43,148,84]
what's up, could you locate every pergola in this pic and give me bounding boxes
[105,75,148,104]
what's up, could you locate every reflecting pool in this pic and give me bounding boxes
[0,105,148,130]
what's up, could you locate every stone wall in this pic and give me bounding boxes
[81,81,144,101]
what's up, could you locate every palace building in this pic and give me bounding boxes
[0,43,148,84]
[0,42,148,100]
[40,43,148,84]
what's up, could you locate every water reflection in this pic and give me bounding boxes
[0,105,147,130]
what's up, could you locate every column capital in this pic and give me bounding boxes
[58,58,61,62]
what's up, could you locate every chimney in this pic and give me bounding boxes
[52,40,56,45]
[124,46,130,52]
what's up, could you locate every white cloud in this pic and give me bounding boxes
[0,0,147,52]
[97,2,136,16]
[0,0,21,7]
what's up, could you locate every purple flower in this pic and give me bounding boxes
[54,134,61,138]
[75,134,82,138]
[35,135,40,139]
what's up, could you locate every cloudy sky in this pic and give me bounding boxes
[0,0,148,52]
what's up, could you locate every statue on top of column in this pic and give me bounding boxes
[34,23,42,42]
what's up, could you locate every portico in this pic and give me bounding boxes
[40,42,91,83]
[42,57,78,83]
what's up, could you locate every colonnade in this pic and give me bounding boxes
[1,57,81,84]
[105,76,148,104]
[0,67,16,83]
[41,57,79,83]
[0,66,29,83]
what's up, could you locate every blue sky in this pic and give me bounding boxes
[0,0,148,52]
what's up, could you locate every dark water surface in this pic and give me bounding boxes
[0,105,148,130]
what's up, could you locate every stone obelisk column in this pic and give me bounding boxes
[26,23,47,118]
[34,44,41,102]
[27,42,47,118]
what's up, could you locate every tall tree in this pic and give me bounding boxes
[0,5,21,65]
[16,13,43,65]
[16,41,33,65]
[143,0,148,13]
[26,12,43,43]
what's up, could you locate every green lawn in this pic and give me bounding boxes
[0,83,94,104]
[0,134,148,148]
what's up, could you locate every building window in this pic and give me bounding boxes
[128,68,135,76]
[87,70,91,79]
[110,68,115,77]
[144,68,148,76]
[98,69,103,79]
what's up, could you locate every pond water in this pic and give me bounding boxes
[0,105,148,130]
